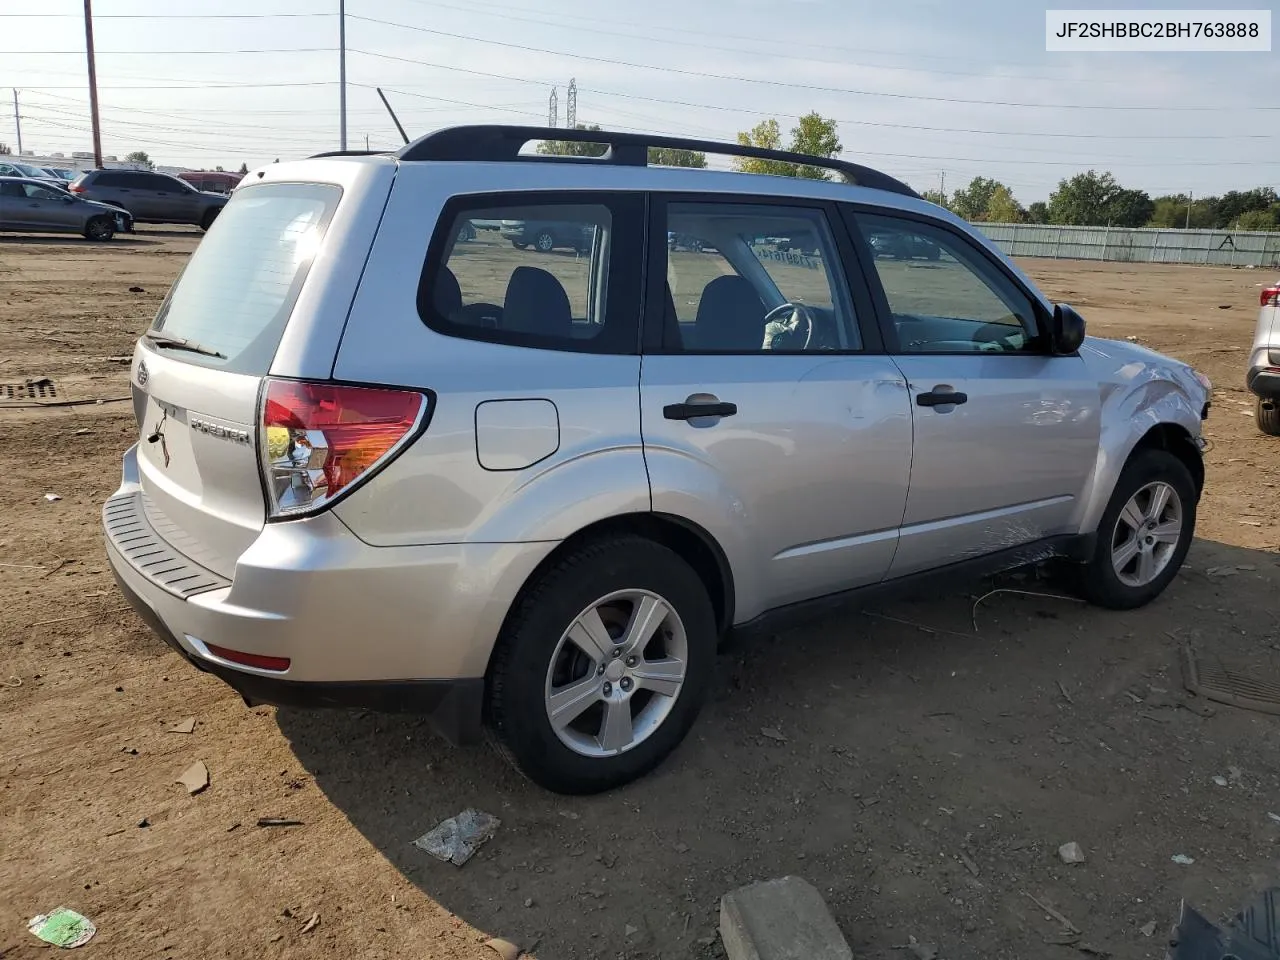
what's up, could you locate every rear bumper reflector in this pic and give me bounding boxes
[204,643,291,673]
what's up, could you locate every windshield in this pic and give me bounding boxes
[149,182,342,375]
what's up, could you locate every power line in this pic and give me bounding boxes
[4,48,336,55]
[344,17,1280,112]
[0,12,335,17]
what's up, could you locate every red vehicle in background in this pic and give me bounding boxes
[178,170,243,195]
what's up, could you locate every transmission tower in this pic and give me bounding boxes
[548,87,559,128]
[566,78,577,129]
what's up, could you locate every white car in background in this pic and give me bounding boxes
[1248,280,1280,435]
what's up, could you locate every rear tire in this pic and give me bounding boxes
[487,536,716,794]
[84,216,114,242]
[1257,399,1280,436]
[535,231,555,253]
[512,241,527,250]
[1075,448,1196,610]
[200,209,220,232]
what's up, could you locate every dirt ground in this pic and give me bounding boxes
[2,228,1279,960]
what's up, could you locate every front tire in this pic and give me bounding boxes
[1076,448,1196,610]
[84,216,114,242]
[487,536,716,794]
[1257,399,1280,436]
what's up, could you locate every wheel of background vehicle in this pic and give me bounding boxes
[1075,448,1196,610]
[458,222,476,242]
[487,535,716,794]
[83,216,114,242]
[1257,399,1280,436]
[512,241,527,250]
[200,208,220,232]
[535,231,555,253]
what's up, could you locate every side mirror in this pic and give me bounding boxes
[1051,303,1086,355]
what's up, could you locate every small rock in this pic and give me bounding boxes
[1171,853,1195,865]
[128,286,145,293]
[523,898,534,909]
[1140,920,1157,937]
[558,810,580,820]
[1268,812,1280,824]
[1212,775,1229,787]
[760,727,788,742]
[43,493,61,502]
[1058,841,1086,864]
[176,760,209,795]
[136,818,150,828]
[625,924,638,937]
[908,937,939,960]
[674,842,689,854]
[269,933,282,943]
[483,937,521,960]
[167,717,196,734]
[301,912,319,934]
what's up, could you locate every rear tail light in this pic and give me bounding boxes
[1262,287,1280,308]
[69,184,85,193]
[259,379,427,519]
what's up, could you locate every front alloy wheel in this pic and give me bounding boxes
[1110,481,1183,588]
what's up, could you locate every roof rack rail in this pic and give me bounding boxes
[396,125,920,199]
[307,149,392,159]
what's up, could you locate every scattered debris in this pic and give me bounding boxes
[257,817,304,828]
[1058,841,1087,865]
[1057,680,1075,705]
[558,810,580,820]
[958,850,980,877]
[44,493,62,502]
[1024,891,1081,934]
[971,587,1084,631]
[28,908,96,948]
[1077,943,1112,958]
[1125,335,1138,342]
[625,924,639,938]
[903,935,939,960]
[128,286,145,293]
[674,841,690,854]
[759,727,788,742]
[412,808,500,866]
[1213,775,1229,787]
[167,717,196,734]
[301,912,320,934]
[1268,813,1280,824]
[136,818,149,829]
[227,822,241,832]
[1139,921,1157,938]
[176,760,209,795]
[523,898,534,908]
[483,936,522,960]
[1205,566,1239,577]
[1171,854,1195,865]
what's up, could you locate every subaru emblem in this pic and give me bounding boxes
[137,359,149,387]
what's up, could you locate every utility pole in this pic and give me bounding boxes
[338,0,347,151]
[83,0,103,168]
[12,89,21,155]
[939,170,946,208]
[364,133,369,151]
[1185,190,1193,230]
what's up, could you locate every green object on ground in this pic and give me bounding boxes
[28,907,97,948]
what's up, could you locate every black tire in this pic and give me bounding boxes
[512,241,527,250]
[200,208,220,232]
[459,222,476,242]
[487,535,716,794]
[1257,399,1280,436]
[83,216,114,242]
[1076,448,1196,610]
[535,231,555,253]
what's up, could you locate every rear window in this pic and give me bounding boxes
[149,182,341,374]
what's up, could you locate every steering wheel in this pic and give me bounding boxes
[761,302,814,351]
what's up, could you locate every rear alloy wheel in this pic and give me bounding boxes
[84,216,114,242]
[535,231,555,252]
[1076,449,1196,609]
[1257,399,1280,436]
[488,536,715,794]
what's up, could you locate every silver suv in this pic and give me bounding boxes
[1249,281,1280,435]
[103,126,1212,794]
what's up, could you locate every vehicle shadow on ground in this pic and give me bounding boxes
[131,228,204,238]
[0,235,160,247]
[277,536,1280,960]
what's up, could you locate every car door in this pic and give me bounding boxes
[846,208,1101,577]
[152,174,200,223]
[101,172,148,218]
[0,180,27,229]
[640,196,913,623]
[23,182,79,230]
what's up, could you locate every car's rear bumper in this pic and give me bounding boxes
[102,449,557,743]
[1246,365,1280,399]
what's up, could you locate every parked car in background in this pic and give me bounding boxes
[178,170,244,195]
[103,125,1211,796]
[0,161,65,189]
[44,167,79,182]
[0,176,130,240]
[869,230,942,260]
[1248,281,1280,435]
[501,218,592,252]
[71,169,228,230]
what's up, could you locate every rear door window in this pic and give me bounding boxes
[149,182,342,374]
[417,192,645,354]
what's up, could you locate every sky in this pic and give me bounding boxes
[1,0,1277,203]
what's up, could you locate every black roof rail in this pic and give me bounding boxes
[307,149,393,159]
[396,125,920,199]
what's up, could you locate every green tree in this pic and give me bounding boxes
[919,187,947,208]
[1238,209,1279,232]
[0,142,10,155]
[734,113,841,179]
[986,185,1025,223]
[237,162,249,175]
[124,150,153,169]
[1106,187,1154,228]
[1046,170,1149,226]
[949,177,1005,221]
[1216,188,1277,227]
[1026,202,1048,224]
[537,123,608,158]
[214,165,225,172]
[648,146,707,168]
[1149,194,1215,229]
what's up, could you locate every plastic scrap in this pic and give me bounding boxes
[29,908,96,948]
[1172,854,1196,865]
[176,760,209,795]
[412,808,500,866]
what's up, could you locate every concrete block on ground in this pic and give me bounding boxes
[719,875,853,960]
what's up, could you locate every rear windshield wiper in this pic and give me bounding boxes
[143,330,227,359]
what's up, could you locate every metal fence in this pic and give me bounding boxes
[978,222,1280,268]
